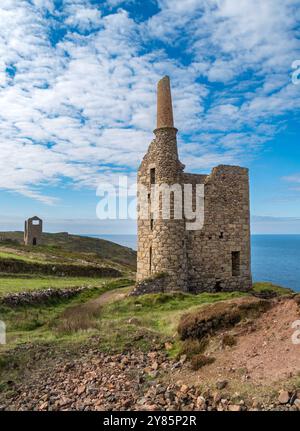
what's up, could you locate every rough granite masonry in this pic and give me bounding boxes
[136,76,252,294]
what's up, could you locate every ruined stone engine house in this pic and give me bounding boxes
[24,216,43,246]
[136,76,252,293]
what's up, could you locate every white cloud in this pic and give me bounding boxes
[105,0,134,8]
[0,0,299,205]
[284,174,300,183]
[64,1,102,31]
[65,9,101,31]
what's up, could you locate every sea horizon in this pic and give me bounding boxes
[85,233,300,292]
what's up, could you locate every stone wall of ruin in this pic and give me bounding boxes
[136,76,252,294]
[185,165,252,292]
[137,161,252,293]
[137,127,188,292]
[24,217,43,246]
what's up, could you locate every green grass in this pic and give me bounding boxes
[0,275,116,296]
[0,281,291,350]
[0,251,43,262]
[0,231,137,270]
[0,278,133,348]
[0,249,101,266]
[0,287,248,364]
[252,282,294,295]
[100,291,247,340]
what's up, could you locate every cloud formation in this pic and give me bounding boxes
[0,0,299,203]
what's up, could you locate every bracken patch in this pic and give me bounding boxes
[178,297,271,340]
[190,354,215,371]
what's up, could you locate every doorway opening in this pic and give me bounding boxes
[214,281,222,292]
[232,251,240,276]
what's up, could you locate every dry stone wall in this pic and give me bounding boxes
[1,286,90,307]
[130,274,168,296]
[0,257,121,278]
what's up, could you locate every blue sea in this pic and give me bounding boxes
[93,234,300,292]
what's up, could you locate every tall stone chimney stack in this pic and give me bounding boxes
[157,76,174,129]
[136,76,188,292]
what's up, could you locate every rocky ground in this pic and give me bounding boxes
[1,288,299,412]
[1,342,299,411]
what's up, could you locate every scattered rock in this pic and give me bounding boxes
[164,342,173,350]
[294,399,300,410]
[216,380,228,390]
[38,401,48,410]
[0,343,298,412]
[127,318,140,325]
[180,384,189,394]
[196,396,206,410]
[228,404,242,411]
[213,392,222,403]
[180,355,187,364]
[77,385,86,396]
[151,362,159,371]
[251,400,261,410]
[278,390,290,404]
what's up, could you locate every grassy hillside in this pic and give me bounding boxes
[0,231,136,271]
[0,281,292,355]
[0,231,136,303]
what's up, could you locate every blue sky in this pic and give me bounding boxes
[0,0,300,235]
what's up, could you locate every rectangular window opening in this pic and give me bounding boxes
[232,251,240,276]
[150,168,155,184]
[148,193,152,214]
[149,247,152,272]
[170,191,174,219]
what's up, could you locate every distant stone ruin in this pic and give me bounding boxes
[24,216,43,246]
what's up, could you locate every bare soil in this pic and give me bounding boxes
[178,296,300,386]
